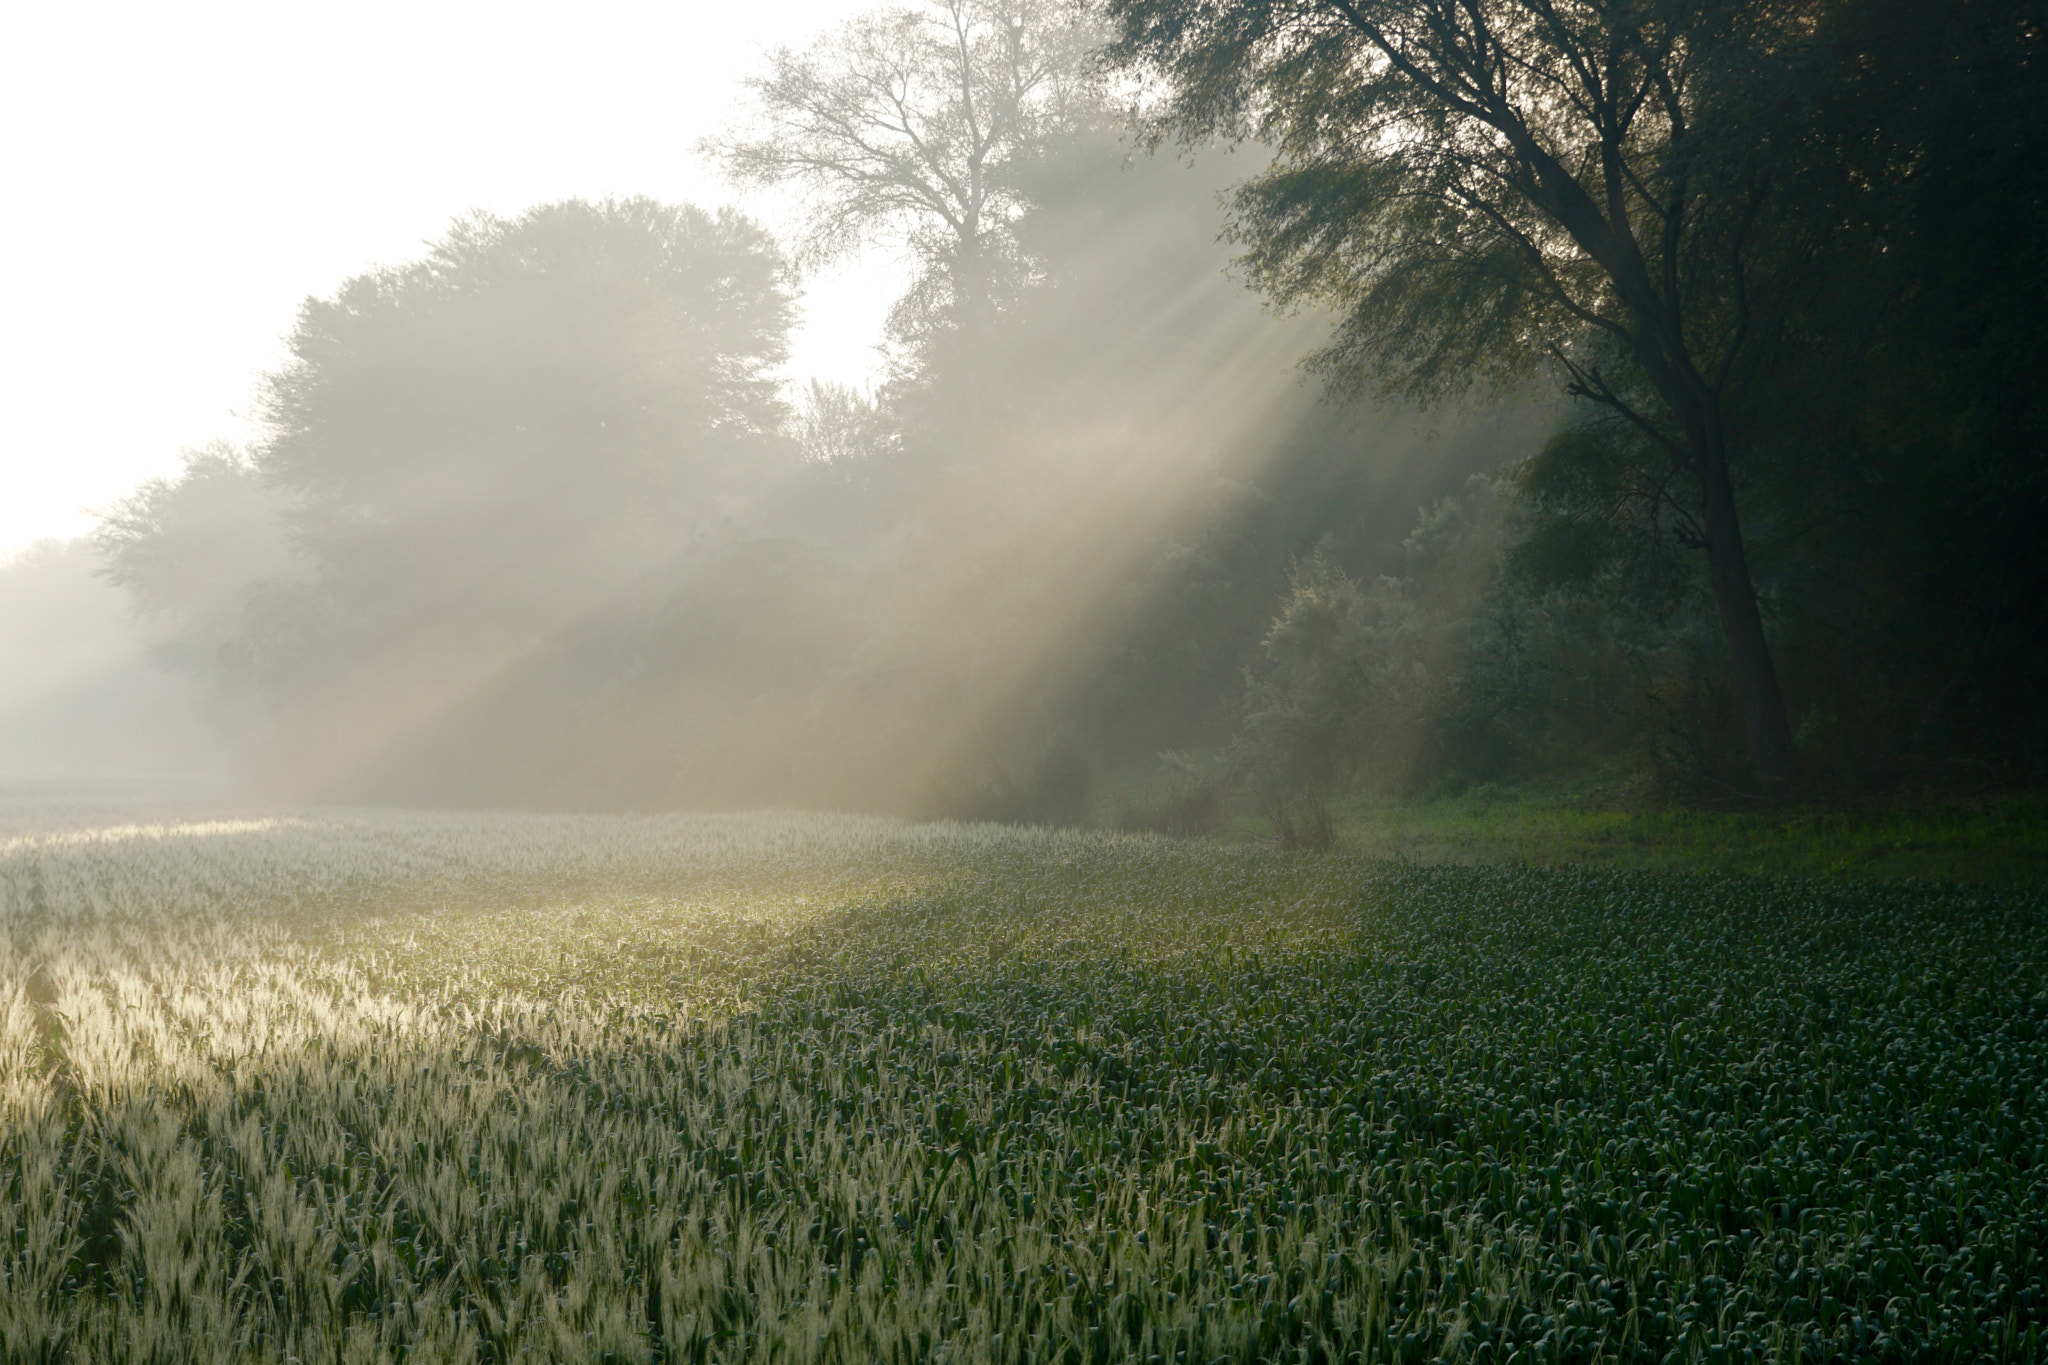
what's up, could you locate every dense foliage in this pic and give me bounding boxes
[1098,0,2048,795]
[83,199,802,803]
[4,806,2044,1361]
[77,0,2048,813]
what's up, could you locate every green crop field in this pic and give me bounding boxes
[3,805,2045,1363]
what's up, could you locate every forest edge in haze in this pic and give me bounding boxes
[23,0,2044,825]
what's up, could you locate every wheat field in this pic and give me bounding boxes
[3,802,2044,1362]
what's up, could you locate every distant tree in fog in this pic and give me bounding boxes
[82,199,798,799]
[92,442,295,673]
[0,539,219,778]
[793,379,888,469]
[259,198,795,627]
[706,0,1108,350]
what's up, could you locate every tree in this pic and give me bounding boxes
[92,441,296,675]
[147,197,803,801]
[1102,0,1812,784]
[260,198,794,629]
[706,0,1107,352]
[792,379,889,468]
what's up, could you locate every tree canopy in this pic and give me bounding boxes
[75,0,2046,810]
[260,197,795,623]
[93,442,289,640]
[707,0,1107,348]
[112,198,799,799]
[1102,0,1829,782]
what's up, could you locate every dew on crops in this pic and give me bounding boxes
[2,805,2044,1362]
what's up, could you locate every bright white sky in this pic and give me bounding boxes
[0,0,899,561]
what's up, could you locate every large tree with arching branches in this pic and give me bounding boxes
[1102,0,1820,785]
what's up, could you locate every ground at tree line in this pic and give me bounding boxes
[2,803,2044,1362]
[1193,781,2048,884]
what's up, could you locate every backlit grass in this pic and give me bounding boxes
[3,807,2044,1361]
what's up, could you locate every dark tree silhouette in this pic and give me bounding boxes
[1103,0,1816,784]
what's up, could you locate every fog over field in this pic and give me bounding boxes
[4,5,2047,1360]
[0,0,1543,812]
[8,0,2042,811]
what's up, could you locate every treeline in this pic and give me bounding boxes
[91,0,2046,816]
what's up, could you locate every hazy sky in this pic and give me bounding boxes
[0,0,897,561]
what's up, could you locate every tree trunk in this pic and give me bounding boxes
[1697,429,1798,789]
